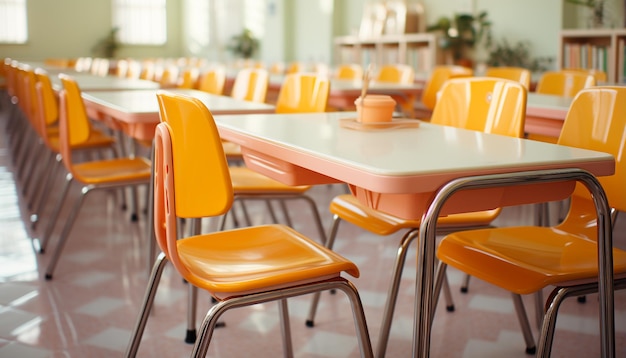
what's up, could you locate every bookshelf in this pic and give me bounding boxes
[333,33,441,77]
[559,28,626,83]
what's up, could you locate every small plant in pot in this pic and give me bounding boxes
[227,28,260,59]
[427,11,491,68]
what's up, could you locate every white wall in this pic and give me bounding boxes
[1,0,624,67]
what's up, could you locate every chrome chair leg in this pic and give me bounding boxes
[44,187,89,279]
[37,173,73,253]
[278,298,294,357]
[191,277,373,358]
[512,293,537,355]
[124,252,168,358]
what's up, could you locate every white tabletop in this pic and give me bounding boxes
[51,73,160,91]
[216,111,612,194]
[526,92,572,118]
[82,89,275,123]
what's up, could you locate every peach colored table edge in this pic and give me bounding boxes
[82,93,276,142]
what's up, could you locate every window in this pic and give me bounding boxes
[0,0,28,44]
[113,0,166,45]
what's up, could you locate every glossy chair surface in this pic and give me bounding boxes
[177,67,199,89]
[436,86,626,356]
[275,73,330,113]
[307,77,527,357]
[230,67,269,103]
[197,67,226,95]
[564,68,607,83]
[535,70,595,97]
[125,92,373,358]
[485,66,531,89]
[421,65,474,111]
[336,63,363,80]
[376,63,414,84]
[39,74,151,279]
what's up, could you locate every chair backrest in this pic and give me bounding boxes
[376,64,415,84]
[421,65,474,110]
[21,66,38,125]
[57,74,96,177]
[430,77,527,138]
[230,68,269,103]
[34,71,60,150]
[336,64,363,80]
[564,68,607,83]
[154,92,234,277]
[286,62,305,74]
[485,66,531,89]
[535,70,595,98]
[34,70,59,127]
[197,67,226,95]
[558,87,626,216]
[177,67,199,89]
[275,73,330,113]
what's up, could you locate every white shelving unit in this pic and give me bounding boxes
[333,33,441,76]
[559,28,626,83]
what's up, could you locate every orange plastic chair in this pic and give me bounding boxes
[335,63,363,80]
[38,74,152,280]
[230,67,269,103]
[485,66,531,89]
[125,91,374,357]
[564,67,607,83]
[421,65,474,111]
[221,67,269,161]
[306,77,528,357]
[376,63,415,84]
[374,64,416,116]
[535,70,595,98]
[435,86,626,356]
[275,73,330,113]
[176,67,199,89]
[28,69,117,230]
[196,67,226,95]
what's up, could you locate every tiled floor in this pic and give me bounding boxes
[0,97,625,358]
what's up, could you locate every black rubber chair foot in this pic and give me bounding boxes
[330,289,336,295]
[216,321,226,328]
[44,273,52,280]
[460,287,468,293]
[305,320,314,328]
[131,213,138,222]
[526,346,536,355]
[577,295,587,303]
[446,305,455,312]
[184,329,197,344]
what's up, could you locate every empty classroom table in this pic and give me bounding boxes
[213,110,616,357]
[81,88,275,141]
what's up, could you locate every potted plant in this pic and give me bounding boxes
[227,28,260,59]
[487,39,554,72]
[427,11,491,68]
[92,27,120,58]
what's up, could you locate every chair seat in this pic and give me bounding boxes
[48,128,116,151]
[229,166,311,194]
[72,157,151,184]
[222,140,243,160]
[177,224,359,297]
[330,194,501,236]
[437,226,626,295]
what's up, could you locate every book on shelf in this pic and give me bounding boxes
[563,43,609,72]
[617,38,626,83]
